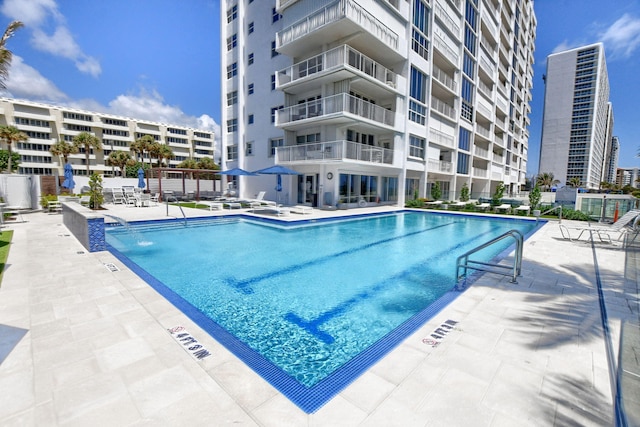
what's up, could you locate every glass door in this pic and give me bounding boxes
[297,174,318,206]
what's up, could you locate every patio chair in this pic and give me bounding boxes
[197,201,224,211]
[290,205,313,215]
[560,209,640,242]
[424,200,443,208]
[494,204,512,214]
[150,193,159,205]
[111,188,125,205]
[476,203,491,212]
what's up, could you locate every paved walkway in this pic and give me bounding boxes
[0,205,635,426]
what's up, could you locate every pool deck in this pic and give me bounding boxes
[0,204,638,426]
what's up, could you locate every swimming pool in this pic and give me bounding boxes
[106,211,541,412]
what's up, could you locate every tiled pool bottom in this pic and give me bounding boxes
[109,242,463,413]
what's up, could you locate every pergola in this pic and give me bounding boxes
[146,167,222,202]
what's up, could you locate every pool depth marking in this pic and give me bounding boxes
[226,221,460,294]
[284,228,498,344]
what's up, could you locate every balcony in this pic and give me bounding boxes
[430,97,456,120]
[276,93,395,130]
[475,123,492,140]
[14,123,52,133]
[433,33,459,65]
[428,158,453,174]
[473,144,489,159]
[494,133,505,147]
[276,0,399,59]
[276,140,393,165]
[472,167,488,178]
[492,152,503,163]
[432,64,457,92]
[434,1,461,38]
[276,45,401,95]
[428,128,455,149]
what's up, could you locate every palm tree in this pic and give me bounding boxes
[72,131,101,176]
[107,150,133,176]
[50,140,79,166]
[178,158,199,178]
[130,135,155,166]
[158,144,174,167]
[0,125,28,173]
[567,176,582,188]
[536,172,560,191]
[0,21,24,90]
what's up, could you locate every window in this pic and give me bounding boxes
[226,34,237,51]
[458,127,471,151]
[271,105,283,123]
[464,25,476,56]
[457,152,469,174]
[103,118,127,126]
[226,62,237,79]
[296,133,321,144]
[226,5,237,23]
[413,0,429,33]
[409,135,425,159]
[103,128,128,136]
[248,114,254,124]
[463,52,475,78]
[226,118,237,133]
[411,28,429,60]
[248,22,254,34]
[245,141,254,156]
[63,112,93,121]
[460,78,474,121]
[272,7,282,23]
[248,83,254,94]
[227,90,238,106]
[409,66,427,124]
[248,53,254,65]
[271,74,276,90]
[271,41,279,57]
[465,0,477,31]
[269,137,284,157]
[227,145,238,161]
[168,128,187,135]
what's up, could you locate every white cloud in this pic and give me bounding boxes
[2,55,67,101]
[551,40,581,54]
[0,0,101,77]
[599,14,640,59]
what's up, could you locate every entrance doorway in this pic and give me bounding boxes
[298,174,318,206]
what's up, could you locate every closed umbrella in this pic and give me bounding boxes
[137,168,146,189]
[254,165,301,204]
[61,163,75,191]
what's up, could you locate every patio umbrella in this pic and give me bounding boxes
[254,165,301,204]
[61,163,75,191]
[217,167,258,176]
[137,168,146,189]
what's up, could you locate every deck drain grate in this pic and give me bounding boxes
[104,263,120,272]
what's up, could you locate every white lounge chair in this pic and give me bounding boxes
[560,209,640,242]
[515,205,530,215]
[494,204,512,214]
[290,205,313,214]
[476,203,491,212]
[197,201,224,211]
[246,191,277,208]
[424,200,443,208]
[111,188,125,205]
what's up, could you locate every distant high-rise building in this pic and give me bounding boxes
[616,167,640,189]
[221,0,537,206]
[606,135,620,184]
[539,43,612,189]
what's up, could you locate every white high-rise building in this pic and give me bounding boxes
[0,97,215,176]
[221,0,536,207]
[539,43,612,189]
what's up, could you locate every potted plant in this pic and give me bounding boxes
[529,185,541,217]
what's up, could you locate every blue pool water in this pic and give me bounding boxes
[106,211,541,411]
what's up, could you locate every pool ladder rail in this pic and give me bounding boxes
[456,229,524,286]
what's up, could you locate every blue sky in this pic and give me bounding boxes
[0,0,639,173]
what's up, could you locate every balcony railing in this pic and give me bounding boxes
[276,0,398,51]
[472,167,488,178]
[434,1,460,37]
[494,133,505,146]
[433,33,459,64]
[430,97,456,120]
[276,93,395,127]
[432,64,457,92]
[476,103,493,120]
[276,45,397,89]
[428,158,453,174]
[492,152,503,162]
[477,79,493,98]
[276,140,393,165]
[473,145,489,158]
[476,123,492,139]
[428,128,455,149]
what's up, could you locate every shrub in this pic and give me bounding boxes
[431,182,441,201]
[529,185,541,209]
[491,183,505,206]
[88,173,104,209]
[460,183,470,202]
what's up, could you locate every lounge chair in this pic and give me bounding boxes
[515,205,530,215]
[476,203,491,212]
[449,201,467,210]
[246,191,277,208]
[47,200,62,213]
[494,204,512,214]
[560,209,640,242]
[290,205,313,214]
[424,200,443,208]
[111,188,125,205]
[197,201,224,211]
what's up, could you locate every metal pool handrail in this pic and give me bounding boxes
[456,229,524,284]
[164,194,187,226]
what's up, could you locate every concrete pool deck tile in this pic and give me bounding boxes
[1,208,636,424]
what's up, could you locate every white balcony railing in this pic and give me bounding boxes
[433,33,459,64]
[276,140,393,165]
[492,152,503,162]
[434,1,461,37]
[472,167,488,178]
[473,145,489,158]
[476,123,492,139]
[276,0,398,51]
[494,133,505,146]
[476,102,493,120]
[430,97,456,120]
[276,44,398,89]
[428,158,453,173]
[432,64,457,92]
[428,128,455,149]
[477,79,493,97]
[276,93,395,127]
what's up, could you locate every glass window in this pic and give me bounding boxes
[410,66,427,102]
[227,145,238,161]
[248,114,254,124]
[271,74,276,90]
[463,52,475,78]
[458,127,471,150]
[227,90,237,106]
[226,5,237,23]
[413,0,429,33]
[226,119,237,133]
[248,22,254,34]
[269,138,284,157]
[409,135,425,159]
[226,34,237,51]
[248,83,254,94]
[457,152,469,174]
[248,53,254,65]
[271,41,279,57]
[245,141,253,156]
[226,63,237,79]
[272,8,282,23]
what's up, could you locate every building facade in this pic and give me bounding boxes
[0,97,215,177]
[539,43,612,190]
[616,167,640,189]
[606,135,620,184]
[221,0,536,207]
